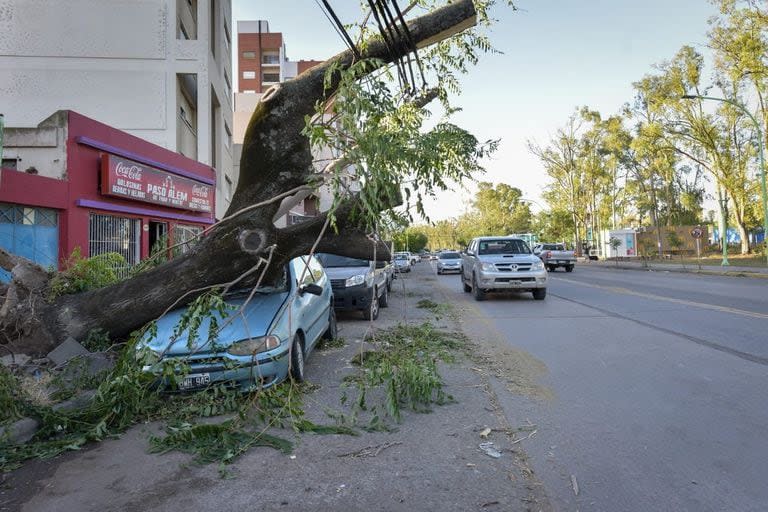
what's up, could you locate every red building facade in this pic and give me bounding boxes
[0,111,215,274]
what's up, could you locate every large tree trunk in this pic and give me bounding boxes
[1,0,478,356]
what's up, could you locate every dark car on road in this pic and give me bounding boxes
[316,253,389,320]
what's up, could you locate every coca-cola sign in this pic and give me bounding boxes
[101,154,213,213]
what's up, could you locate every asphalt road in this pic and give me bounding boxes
[432,263,768,512]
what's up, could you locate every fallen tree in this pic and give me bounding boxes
[1,0,501,355]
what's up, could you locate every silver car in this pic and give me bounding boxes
[436,251,462,274]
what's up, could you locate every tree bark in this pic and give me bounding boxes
[1,0,478,355]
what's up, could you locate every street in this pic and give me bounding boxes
[432,262,768,511]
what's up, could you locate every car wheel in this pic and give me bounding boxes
[472,274,486,301]
[379,286,389,308]
[532,288,547,300]
[437,269,442,275]
[462,277,471,293]
[290,335,306,382]
[321,306,338,340]
[386,277,392,292]
[363,290,380,320]
[565,265,574,273]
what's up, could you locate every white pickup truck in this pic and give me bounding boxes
[461,236,548,301]
[532,243,576,272]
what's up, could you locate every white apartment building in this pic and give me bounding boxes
[0,0,236,219]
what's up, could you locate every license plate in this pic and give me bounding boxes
[178,373,211,390]
[508,280,521,285]
[558,260,567,264]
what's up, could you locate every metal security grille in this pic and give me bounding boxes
[172,224,203,254]
[88,213,140,275]
[0,203,58,226]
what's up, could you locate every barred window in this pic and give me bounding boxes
[173,224,203,254]
[88,213,140,276]
[0,203,58,226]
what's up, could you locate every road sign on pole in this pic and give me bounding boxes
[690,227,704,239]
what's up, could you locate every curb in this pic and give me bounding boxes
[584,263,768,279]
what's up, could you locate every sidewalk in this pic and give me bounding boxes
[580,257,768,277]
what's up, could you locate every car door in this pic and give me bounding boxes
[292,256,328,347]
[461,240,475,280]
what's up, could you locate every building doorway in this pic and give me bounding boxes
[148,220,168,256]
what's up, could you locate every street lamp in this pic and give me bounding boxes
[682,94,768,265]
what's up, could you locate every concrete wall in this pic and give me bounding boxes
[3,112,69,179]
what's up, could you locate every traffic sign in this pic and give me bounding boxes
[690,227,704,239]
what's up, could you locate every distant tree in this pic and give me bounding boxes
[609,237,622,267]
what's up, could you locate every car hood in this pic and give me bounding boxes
[323,266,370,280]
[141,292,290,356]
[476,254,539,265]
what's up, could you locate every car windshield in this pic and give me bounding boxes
[439,252,461,259]
[478,239,531,255]
[394,255,408,261]
[225,267,289,296]
[317,253,369,268]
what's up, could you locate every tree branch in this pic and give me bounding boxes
[230,0,476,215]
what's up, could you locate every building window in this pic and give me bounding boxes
[224,123,232,150]
[1,158,18,170]
[0,203,58,226]
[242,51,256,59]
[172,224,203,254]
[209,0,216,57]
[225,175,233,201]
[177,0,197,40]
[242,71,256,79]
[88,213,141,276]
[223,20,231,49]
[262,72,280,83]
[224,71,232,96]
[262,52,280,64]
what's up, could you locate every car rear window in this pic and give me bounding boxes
[478,239,530,255]
[543,244,565,251]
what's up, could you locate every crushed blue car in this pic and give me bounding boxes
[136,255,337,391]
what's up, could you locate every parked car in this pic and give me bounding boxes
[436,251,462,274]
[461,236,548,301]
[393,253,411,273]
[316,253,389,320]
[136,255,336,391]
[532,243,576,272]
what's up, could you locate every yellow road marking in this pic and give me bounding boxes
[554,277,768,320]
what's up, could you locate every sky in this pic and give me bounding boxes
[232,0,718,221]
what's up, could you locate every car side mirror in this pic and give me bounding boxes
[300,283,323,296]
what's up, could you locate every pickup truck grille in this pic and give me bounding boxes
[494,263,532,272]
[495,277,535,283]
[330,279,346,289]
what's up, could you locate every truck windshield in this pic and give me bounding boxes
[478,240,531,255]
[316,253,369,268]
